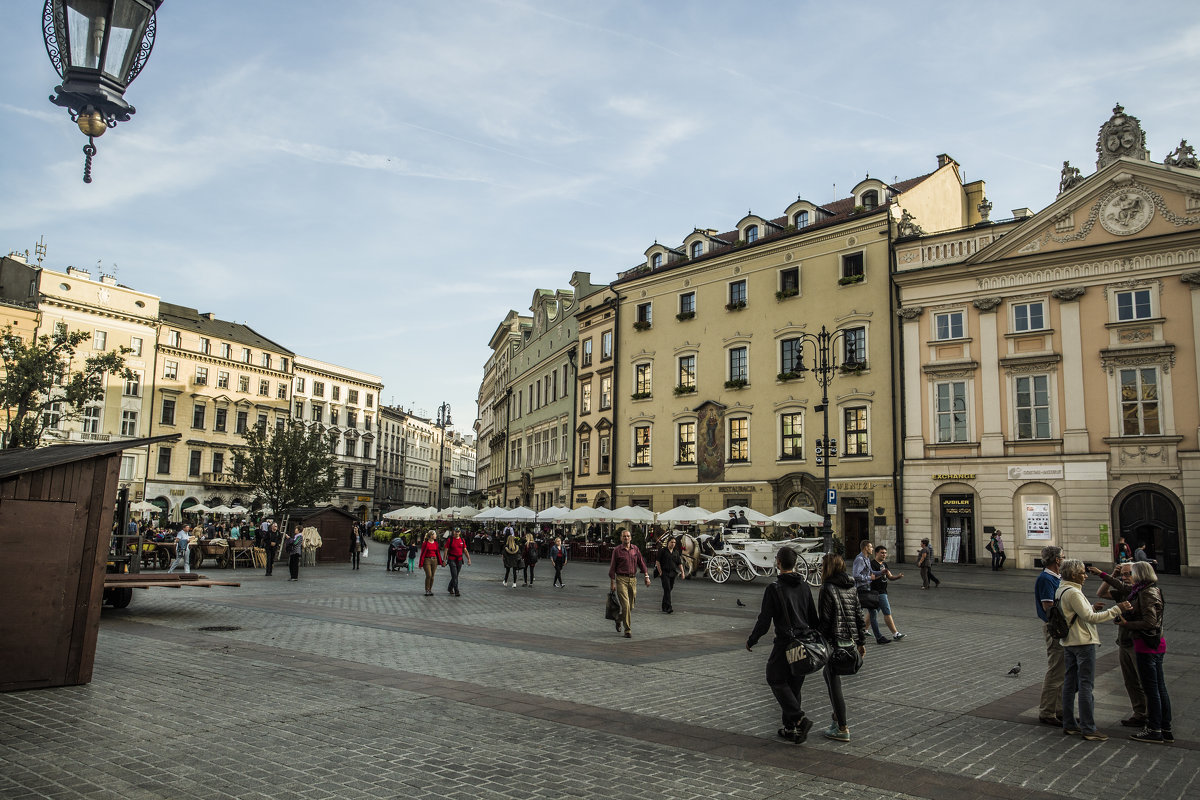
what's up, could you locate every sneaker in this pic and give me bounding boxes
[1082,732,1108,742]
[793,716,814,744]
[893,632,906,640]
[1063,727,1082,736]
[1130,729,1163,744]
[823,724,850,743]
[876,636,891,645]
[1162,730,1174,743]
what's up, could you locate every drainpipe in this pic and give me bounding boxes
[888,213,905,563]
[609,291,622,508]
[502,386,512,507]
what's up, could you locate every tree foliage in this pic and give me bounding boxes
[0,325,134,449]
[231,419,338,514]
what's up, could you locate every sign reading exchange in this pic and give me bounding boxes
[932,473,976,481]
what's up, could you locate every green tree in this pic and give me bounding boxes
[0,325,134,449]
[231,419,338,514]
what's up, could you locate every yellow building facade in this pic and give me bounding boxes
[895,106,1200,575]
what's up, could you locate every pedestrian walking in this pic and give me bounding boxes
[1089,563,1148,728]
[550,536,568,587]
[418,531,443,596]
[1034,545,1065,725]
[916,537,939,589]
[406,537,418,573]
[166,525,192,573]
[608,529,651,638]
[387,535,404,572]
[746,546,820,743]
[263,522,281,576]
[817,553,866,742]
[445,529,471,596]
[867,545,904,643]
[1119,561,1172,743]
[1055,559,1130,741]
[349,524,365,570]
[522,533,539,586]
[502,534,522,588]
[287,524,304,581]
[1116,536,1133,563]
[987,530,1007,570]
[656,536,684,613]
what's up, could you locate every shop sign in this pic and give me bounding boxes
[932,473,975,481]
[1025,503,1051,540]
[719,485,757,493]
[940,495,974,514]
[1008,465,1063,480]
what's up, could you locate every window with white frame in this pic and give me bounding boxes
[580,383,592,413]
[217,370,229,389]
[678,355,695,390]
[729,346,748,382]
[120,410,138,437]
[633,425,651,466]
[634,363,651,396]
[679,291,695,316]
[729,418,749,462]
[729,279,747,306]
[582,338,593,367]
[677,421,695,465]
[167,330,180,348]
[600,376,612,409]
[199,337,210,355]
[120,454,135,480]
[93,330,107,350]
[277,383,288,400]
[1015,374,1051,439]
[934,310,965,340]
[843,327,866,367]
[129,337,142,356]
[745,225,758,243]
[43,401,62,430]
[82,404,102,433]
[636,302,652,326]
[934,381,968,443]
[690,241,703,258]
[651,253,663,268]
[241,347,251,363]
[296,376,306,393]
[163,360,178,380]
[579,436,590,475]
[1120,367,1160,435]
[194,366,207,386]
[259,379,270,396]
[599,434,610,472]
[601,331,613,360]
[1116,288,1153,321]
[238,375,250,393]
[124,370,142,396]
[780,412,803,459]
[261,353,272,369]
[313,381,325,397]
[843,407,868,456]
[795,210,809,228]
[220,342,231,359]
[1012,301,1046,332]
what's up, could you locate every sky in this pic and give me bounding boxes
[2,1,1198,430]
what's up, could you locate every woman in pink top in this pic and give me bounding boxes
[418,531,444,597]
[1119,561,1172,743]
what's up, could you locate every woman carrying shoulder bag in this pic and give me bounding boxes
[1118,561,1172,744]
[817,553,866,742]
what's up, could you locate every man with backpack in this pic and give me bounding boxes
[1034,546,1064,725]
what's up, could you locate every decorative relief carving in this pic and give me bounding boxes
[1117,328,1153,343]
[1164,139,1199,169]
[922,361,979,379]
[1099,187,1155,235]
[1002,358,1061,374]
[1180,271,1200,286]
[1051,287,1086,301]
[977,250,1199,291]
[1119,445,1165,466]
[898,249,920,264]
[1099,344,1175,374]
[978,198,993,221]
[1102,277,1159,300]
[1096,104,1149,169]
[896,306,924,320]
[972,297,1002,312]
[1059,161,1084,194]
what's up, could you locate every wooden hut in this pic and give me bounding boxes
[0,435,177,692]
[283,506,357,563]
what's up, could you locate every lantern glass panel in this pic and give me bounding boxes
[103,1,152,81]
[66,0,109,70]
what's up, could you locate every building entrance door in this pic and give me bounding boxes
[939,494,975,564]
[1117,489,1181,574]
[843,509,870,556]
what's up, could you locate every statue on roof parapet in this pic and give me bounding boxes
[1096,103,1149,170]
[1164,139,1199,169]
[1059,161,1084,195]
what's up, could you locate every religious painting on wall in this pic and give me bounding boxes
[696,401,725,483]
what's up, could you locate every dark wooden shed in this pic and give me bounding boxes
[283,506,357,563]
[0,435,177,692]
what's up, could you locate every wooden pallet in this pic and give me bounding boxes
[103,573,240,589]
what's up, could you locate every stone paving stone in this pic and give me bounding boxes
[0,556,1196,800]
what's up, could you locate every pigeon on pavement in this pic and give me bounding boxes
[1007,662,1021,676]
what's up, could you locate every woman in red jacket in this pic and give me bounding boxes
[444,529,471,597]
[418,531,444,596]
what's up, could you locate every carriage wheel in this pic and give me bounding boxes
[157,549,170,569]
[735,559,756,582]
[708,555,731,584]
[190,549,203,569]
[107,587,133,608]
[217,550,232,569]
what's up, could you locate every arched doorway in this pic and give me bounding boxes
[1115,487,1183,574]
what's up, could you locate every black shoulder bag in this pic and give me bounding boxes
[775,583,829,676]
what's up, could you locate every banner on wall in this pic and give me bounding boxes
[1026,503,1051,540]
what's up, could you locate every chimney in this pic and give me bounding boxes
[936,153,957,169]
[201,312,216,321]
[99,274,118,285]
[1012,208,1033,219]
[66,266,90,278]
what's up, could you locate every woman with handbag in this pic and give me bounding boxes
[817,553,866,742]
[746,546,820,743]
[1118,561,1172,743]
[502,534,523,588]
[522,533,539,586]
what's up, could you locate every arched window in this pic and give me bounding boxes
[745,225,759,243]
[651,253,663,268]
[861,190,878,210]
[691,241,703,258]
[795,211,809,228]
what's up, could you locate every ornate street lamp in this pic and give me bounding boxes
[790,325,856,555]
[435,403,452,510]
[42,0,163,183]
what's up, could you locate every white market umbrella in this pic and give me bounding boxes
[472,507,504,521]
[656,505,715,524]
[209,504,234,515]
[707,505,773,526]
[770,506,825,526]
[130,500,160,513]
[498,506,536,521]
[610,505,656,523]
[560,506,613,523]
[382,508,407,520]
[536,506,571,522]
[229,505,249,514]
[186,504,211,515]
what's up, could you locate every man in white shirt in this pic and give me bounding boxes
[166,525,192,573]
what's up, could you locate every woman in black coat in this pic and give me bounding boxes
[656,536,685,613]
[746,546,819,743]
[817,553,866,742]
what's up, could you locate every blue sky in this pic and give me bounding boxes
[2,1,1197,428]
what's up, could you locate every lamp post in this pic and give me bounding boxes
[791,325,857,555]
[435,402,451,510]
[42,0,164,183]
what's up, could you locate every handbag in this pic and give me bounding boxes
[857,588,881,610]
[604,590,621,621]
[774,584,829,677]
[829,640,863,675]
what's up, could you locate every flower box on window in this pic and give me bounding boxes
[838,275,864,286]
[631,391,652,400]
[725,300,747,311]
[777,371,801,382]
[839,362,867,374]
[673,385,696,396]
[775,288,799,300]
[632,321,652,331]
[676,311,695,321]
[724,379,749,390]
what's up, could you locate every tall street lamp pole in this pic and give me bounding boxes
[435,402,451,510]
[793,325,856,555]
[42,0,164,183]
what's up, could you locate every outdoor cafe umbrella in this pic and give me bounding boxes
[560,506,614,523]
[209,504,234,515]
[656,504,715,525]
[609,505,656,523]
[497,506,537,521]
[536,506,571,522]
[185,503,211,515]
[228,504,250,515]
[707,505,773,526]
[130,500,160,514]
[769,506,825,526]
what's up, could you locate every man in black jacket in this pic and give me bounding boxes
[746,547,819,743]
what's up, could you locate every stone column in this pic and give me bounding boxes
[974,298,1003,456]
[898,307,925,460]
[1053,287,1088,453]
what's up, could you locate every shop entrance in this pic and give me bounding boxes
[843,509,870,556]
[1117,489,1182,575]
[940,494,975,564]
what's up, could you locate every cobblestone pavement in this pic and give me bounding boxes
[1,554,1196,800]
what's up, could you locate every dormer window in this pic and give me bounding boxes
[691,241,703,258]
[745,225,759,243]
[651,253,663,268]
[861,190,879,210]
[795,211,809,228]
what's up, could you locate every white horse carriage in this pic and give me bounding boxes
[703,535,826,586]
